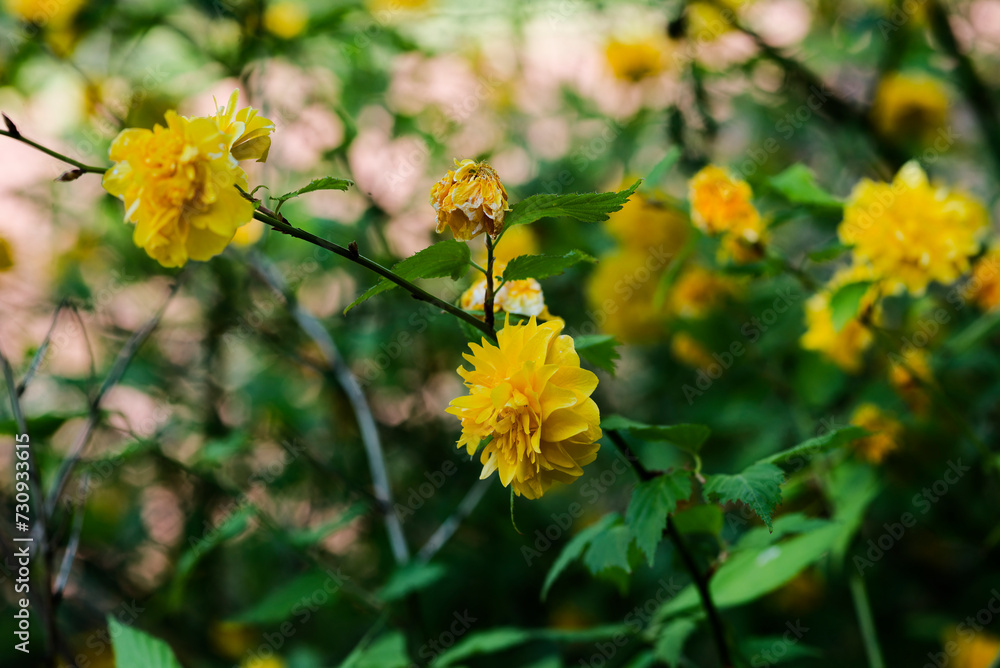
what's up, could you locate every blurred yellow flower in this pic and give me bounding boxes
[367,0,429,14]
[4,0,85,26]
[241,656,287,668]
[231,219,265,247]
[586,249,671,344]
[213,90,276,163]
[668,265,735,319]
[209,621,257,660]
[670,331,715,369]
[800,265,882,373]
[840,161,988,296]
[446,317,601,499]
[850,403,903,463]
[264,1,308,39]
[604,192,689,255]
[460,262,555,320]
[479,224,539,266]
[430,159,509,240]
[690,165,766,263]
[0,235,13,272]
[686,0,741,41]
[605,37,670,82]
[103,112,253,268]
[889,347,932,413]
[966,248,1000,312]
[872,73,948,144]
[943,627,1000,668]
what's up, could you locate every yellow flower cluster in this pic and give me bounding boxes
[850,403,903,464]
[872,73,949,144]
[840,161,987,296]
[430,159,509,240]
[605,37,671,82]
[103,91,274,267]
[800,264,880,373]
[446,317,601,499]
[690,165,767,264]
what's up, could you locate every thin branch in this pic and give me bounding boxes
[54,474,89,600]
[0,127,107,175]
[416,479,491,563]
[484,235,496,332]
[16,300,67,396]
[247,253,411,565]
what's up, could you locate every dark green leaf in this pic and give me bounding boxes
[601,415,710,454]
[758,426,869,466]
[501,250,595,282]
[703,462,784,530]
[346,241,471,312]
[379,562,447,602]
[502,180,642,232]
[828,281,871,332]
[574,334,621,375]
[583,524,633,575]
[432,625,630,667]
[653,617,698,667]
[671,504,724,537]
[768,164,842,209]
[626,471,693,565]
[229,570,341,624]
[341,631,410,668]
[807,241,852,263]
[108,617,183,668]
[272,176,353,209]
[541,513,619,600]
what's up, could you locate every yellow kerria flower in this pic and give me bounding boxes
[840,161,988,296]
[685,0,742,41]
[850,403,903,464]
[446,317,601,499]
[263,1,308,39]
[689,165,767,263]
[103,112,253,268]
[670,331,715,369]
[605,37,670,82]
[430,159,509,241]
[4,0,85,25]
[460,262,556,320]
[668,265,734,319]
[943,627,1000,668]
[586,248,671,344]
[872,73,949,144]
[966,248,1000,312]
[604,190,689,255]
[800,265,881,373]
[213,90,276,163]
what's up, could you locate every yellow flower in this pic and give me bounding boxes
[586,249,670,344]
[604,191,689,255]
[476,224,538,267]
[605,37,670,82]
[685,0,741,41]
[209,621,257,660]
[800,265,881,373]
[690,165,760,237]
[840,161,988,296]
[4,0,85,26]
[872,73,948,144]
[240,656,287,668]
[668,265,734,319]
[430,159,509,241]
[231,219,265,247]
[966,248,1000,312]
[670,332,715,369]
[943,627,1000,668]
[213,90,276,163]
[460,262,554,320]
[446,317,602,499]
[264,1,308,39]
[0,235,13,272]
[850,403,903,463]
[103,112,253,268]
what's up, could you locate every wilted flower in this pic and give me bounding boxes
[605,37,670,82]
[430,159,509,240]
[263,1,309,39]
[840,161,987,296]
[460,262,555,320]
[446,317,601,499]
[103,112,253,267]
[872,73,948,144]
[850,403,903,463]
[213,90,276,163]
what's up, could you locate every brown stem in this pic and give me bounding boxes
[484,235,496,332]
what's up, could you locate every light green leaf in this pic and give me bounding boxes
[379,562,447,602]
[653,617,698,667]
[108,617,182,668]
[229,571,341,624]
[432,625,630,667]
[346,241,471,313]
[501,250,595,282]
[574,334,621,375]
[768,164,842,209]
[758,426,869,466]
[643,147,682,190]
[703,462,784,531]
[272,176,353,210]
[340,631,410,668]
[583,524,633,575]
[502,180,642,232]
[626,471,693,565]
[602,415,710,454]
[541,513,619,600]
[829,281,872,332]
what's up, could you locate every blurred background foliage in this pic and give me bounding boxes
[1,0,1000,666]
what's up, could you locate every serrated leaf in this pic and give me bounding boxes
[583,524,633,575]
[626,471,692,565]
[272,176,353,209]
[768,164,842,209]
[229,571,341,624]
[108,617,182,668]
[703,462,784,530]
[829,281,871,332]
[653,617,697,667]
[574,334,621,375]
[601,415,710,454]
[541,513,619,600]
[758,426,869,466]
[502,180,642,232]
[379,562,447,602]
[501,250,595,282]
[346,240,471,312]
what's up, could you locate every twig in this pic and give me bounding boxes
[16,300,67,396]
[0,127,107,175]
[416,479,491,563]
[247,253,411,565]
[53,474,89,600]
[849,573,886,668]
[484,235,496,331]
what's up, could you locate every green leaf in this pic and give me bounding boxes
[574,334,621,375]
[758,426,869,466]
[502,180,642,232]
[741,636,823,663]
[170,505,255,607]
[583,524,634,575]
[229,570,341,624]
[541,513,619,600]
[653,617,698,667]
[807,241,852,263]
[379,562,447,602]
[108,617,182,668]
[431,625,630,667]
[671,504,723,537]
[828,281,872,332]
[346,241,471,313]
[501,250,595,282]
[768,164,842,209]
[703,462,784,530]
[340,631,410,668]
[625,471,693,565]
[601,415,710,454]
[272,176,353,209]
[643,147,682,190]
